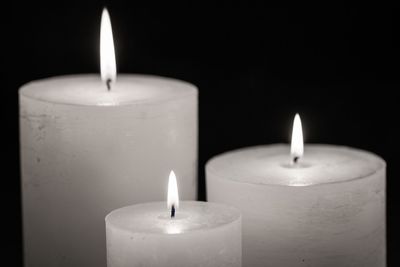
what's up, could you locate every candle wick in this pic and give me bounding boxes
[293,156,300,165]
[106,78,112,91]
[171,205,176,218]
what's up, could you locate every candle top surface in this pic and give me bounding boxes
[106,201,240,235]
[19,74,197,106]
[207,144,385,186]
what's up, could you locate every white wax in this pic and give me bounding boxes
[20,74,198,267]
[106,201,242,267]
[206,144,385,267]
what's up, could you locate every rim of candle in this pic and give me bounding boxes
[105,201,241,235]
[206,144,386,187]
[19,74,198,107]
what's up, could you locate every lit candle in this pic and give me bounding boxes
[106,171,242,267]
[206,114,385,267]
[20,8,198,267]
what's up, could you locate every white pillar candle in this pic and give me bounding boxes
[20,9,198,267]
[106,171,242,267]
[206,115,385,267]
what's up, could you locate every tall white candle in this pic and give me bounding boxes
[106,171,242,267]
[20,9,198,267]
[206,115,385,267]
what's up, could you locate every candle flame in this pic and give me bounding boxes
[290,113,304,161]
[167,171,179,210]
[100,8,116,84]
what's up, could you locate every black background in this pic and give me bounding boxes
[3,4,399,266]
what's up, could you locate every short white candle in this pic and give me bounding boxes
[206,114,385,267]
[106,171,242,267]
[20,9,197,267]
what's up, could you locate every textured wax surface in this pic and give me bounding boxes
[20,74,198,267]
[106,201,242,267]
[207,144,385,186]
